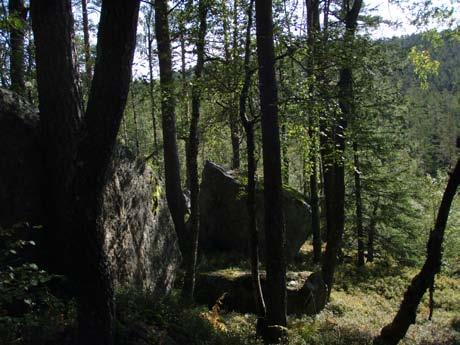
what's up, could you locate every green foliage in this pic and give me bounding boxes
[0,223,75,345]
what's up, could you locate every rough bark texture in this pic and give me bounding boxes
[154,0,188,255]
[30,1,140,344]
[374,158,460,345]
[8,0,26,96]
[255,0,287,338]
[182,0,207,302]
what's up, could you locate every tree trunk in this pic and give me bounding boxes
[306,0,321,264]
[321,0,362,298]
[8,0,26,96]
[374,158,460,345]
[31,1,140,344]
[239,0,266,326]
[182,0,207,302]
[228,0,240,170]
[255,0,287,341]
[146,5,158,154]
[353,142,365,266]
[81,0,92,87]
[154,0,188,256]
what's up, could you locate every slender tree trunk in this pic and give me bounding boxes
[182,0,207,302]
[81,0,92,86]
[229,0,240,169]
[321,0,362,298]
[146,6,158,154]
[238,0,266,327]
[31,1,140,344]
[255,0,287,341]
[154,0,188,254]
[306,0,321,264]
[353,141,365,266]
[8,0,26,96]
[374,159,460,345]
[130,85,140,155]
[367,200,378,262]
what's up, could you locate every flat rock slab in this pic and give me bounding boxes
[195,270,327,316]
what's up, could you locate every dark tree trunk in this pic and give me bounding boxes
[146,5,158,153]
[130,85,140,155]
[374,158,460,345]
[31,1,140,344]
[154,0,188,254]
[306,0,321,264]
[228,0,240,170]
[367,200,378,263]
[353,142,365,267]
[239,0,266,325]
[81,0,92,86]
[255,0,287,341]
[8,0,26,96]
[182,0,207,302]
[321,0,362,298]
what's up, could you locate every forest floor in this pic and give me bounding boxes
[113,246,460,345]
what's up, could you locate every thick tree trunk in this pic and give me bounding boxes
[31,1,140,344]
[353,141,365,266]
[154,0,188,254]
[374,158,460,345]
[182,0,207,301]
[255,0,287,341]
[8,0,26,96]
[81,0,92,86]
[310,153,322,263]
[239,0,266,325]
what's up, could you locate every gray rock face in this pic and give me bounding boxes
[199,161,311,261]
[102,148,181,294]
[195,270,327,315]
[0,88,180,295]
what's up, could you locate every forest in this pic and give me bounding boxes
[0,0,459,345]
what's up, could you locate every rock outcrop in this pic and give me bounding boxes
[0,88,180,295]
[199,161,311,261]
[195,269,327,315]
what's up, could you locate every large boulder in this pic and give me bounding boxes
[199,161,311,261]
[102,148,181,294]
[0,88,180,295]
[195,269,327,316]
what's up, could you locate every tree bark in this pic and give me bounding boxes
[31,1,140,344]
[306,0,321,264]
[154,0,188,255]
[321,0,362,297]
[353,141,365,266]
[8,0,26,96]
[182,0,207,302]
[255,0,287,341]
[374,158,460,345]
[239,0,266,325]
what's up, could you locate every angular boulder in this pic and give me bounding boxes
[195,270,327,316]
[199,161,311,261]
[0,88,180,296]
